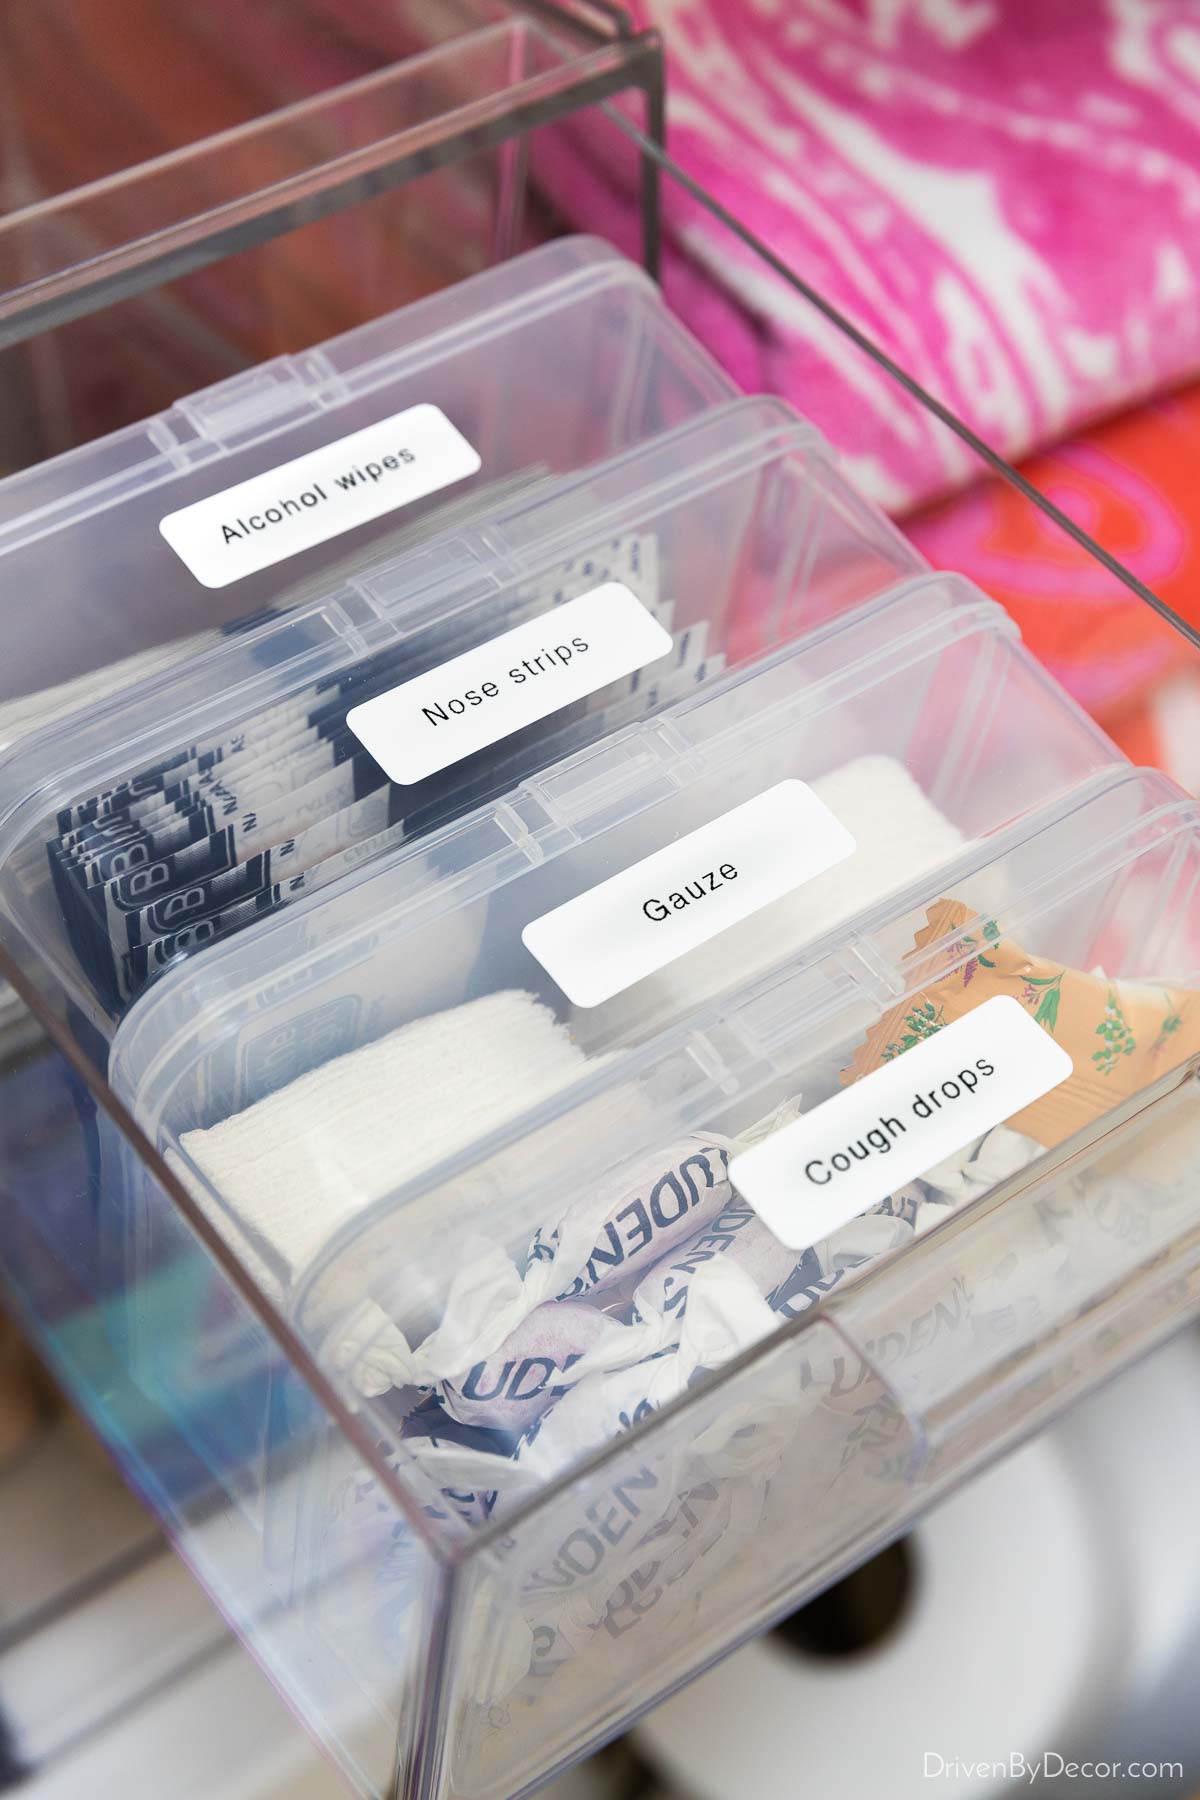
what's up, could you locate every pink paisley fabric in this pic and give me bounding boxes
[540,0,1200,510]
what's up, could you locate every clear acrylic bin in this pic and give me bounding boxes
[92,561,1124,1783]
[0,390,925,1026]
[4,83,1200,1800]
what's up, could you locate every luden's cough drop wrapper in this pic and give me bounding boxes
[845,898,1200,1147]
[440,1301,616,1433]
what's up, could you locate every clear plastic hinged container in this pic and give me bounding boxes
[0,237,734,740]
[95,633,1200,1798]
[3,243,1200,1800]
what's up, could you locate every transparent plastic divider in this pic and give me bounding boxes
[0,4,664,346]
[828,1061,1200,1483]
[446,1312,925,1800]
[556,101,1200,656]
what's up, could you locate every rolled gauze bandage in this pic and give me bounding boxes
[165,990,597,1393]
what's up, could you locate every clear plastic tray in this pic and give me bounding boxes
[0,392,924,1028]
[0,237,730,720]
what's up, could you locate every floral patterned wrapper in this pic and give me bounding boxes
[844,899,1200,1150]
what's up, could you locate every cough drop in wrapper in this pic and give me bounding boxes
[846,898,1200,1148]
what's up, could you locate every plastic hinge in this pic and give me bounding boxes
[726,957,868,1065]
[174,358,322,451]
[528,724,676,826]
[839,935,907,1007]
[354,540,502,630]
[684,1026,744,1098]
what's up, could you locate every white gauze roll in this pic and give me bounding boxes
[577,753,967,1042]
[167,989,592,1314]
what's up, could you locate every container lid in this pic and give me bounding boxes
[0,237,734,709]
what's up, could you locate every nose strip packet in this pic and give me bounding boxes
[57,533,658,859]
[103,630,717,1007]
[67,593,698,894]
[49,464,562,832]
[49,539,735,1012]
[61,609,506,854]
[112,625,713,953]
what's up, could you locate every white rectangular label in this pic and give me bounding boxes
[730,995,1072,1249]
[159,403,481,587]
[522,779,856,1009]
[346,582,673,786]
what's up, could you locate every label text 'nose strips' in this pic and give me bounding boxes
[521,779,857,1009]
[730,994,1073,1249]
[159,404,481,587]
[346,583,674,785]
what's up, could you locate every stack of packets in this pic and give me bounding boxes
[217,899,1200,1706]
[0,466,548,1043]
[46,536,722,1015]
